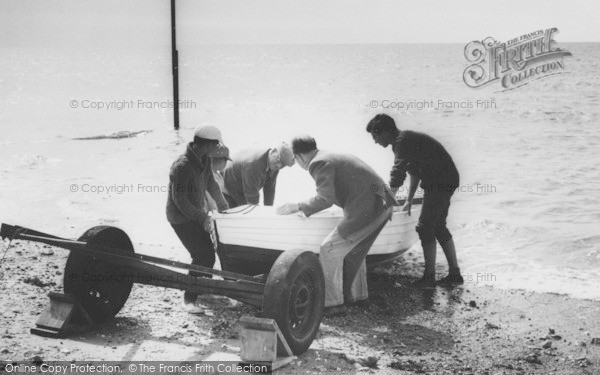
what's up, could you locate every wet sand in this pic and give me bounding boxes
[1,240,599,374]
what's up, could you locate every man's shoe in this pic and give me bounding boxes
[437,273,464,285]
[409,275,437,289]
[324,305,347,317]
[183,292,206,314]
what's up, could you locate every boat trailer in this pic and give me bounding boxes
[0,223,325,355]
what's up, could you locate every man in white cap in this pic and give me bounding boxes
[166,126,229,305]
[222,143,295,207]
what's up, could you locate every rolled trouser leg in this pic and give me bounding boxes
[416,221,437,277]
[416,190,448,278]
[434,189,460,274]
[421,240,437,277]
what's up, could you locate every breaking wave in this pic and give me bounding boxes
[73,130,152,140]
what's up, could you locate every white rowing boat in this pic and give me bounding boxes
[213,200,421,275]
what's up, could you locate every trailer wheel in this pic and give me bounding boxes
[63,226,134,323]
[262,249,325,355]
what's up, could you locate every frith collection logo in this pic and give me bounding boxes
[463,28,572,90]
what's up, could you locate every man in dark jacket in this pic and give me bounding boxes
[222,143,294,207]
[166,126,229,304]
[366,113,463,287]
[277,136,396,315]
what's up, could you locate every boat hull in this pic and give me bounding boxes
[214,204,420,276]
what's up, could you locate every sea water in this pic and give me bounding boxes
[0,44,598,299]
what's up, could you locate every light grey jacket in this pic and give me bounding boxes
[300,150,396,239]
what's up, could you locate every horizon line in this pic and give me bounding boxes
[3,41,598,48]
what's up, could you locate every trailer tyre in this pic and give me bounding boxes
[64,226,134,323]
[262,249,325,355]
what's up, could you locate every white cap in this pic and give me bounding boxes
[194,126,224,145]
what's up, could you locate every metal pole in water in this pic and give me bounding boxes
[171,0,180,130]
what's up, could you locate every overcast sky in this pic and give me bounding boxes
[1,0,598,47]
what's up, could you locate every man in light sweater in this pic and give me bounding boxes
[222,143,295,207]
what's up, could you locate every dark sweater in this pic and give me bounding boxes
[166,143,229,224]
[390,130,459,189]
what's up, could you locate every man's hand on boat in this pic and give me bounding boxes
[201,216,213,231]
[276,202,301,215]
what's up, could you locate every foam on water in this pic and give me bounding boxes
[73,130,153,140]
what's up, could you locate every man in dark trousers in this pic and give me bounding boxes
[166,126,229,305]
[277,136,396,315]
[222,143,294,207]
[366,114,463,287]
